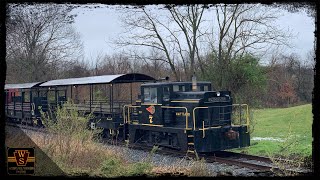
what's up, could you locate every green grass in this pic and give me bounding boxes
[234,104,312,158]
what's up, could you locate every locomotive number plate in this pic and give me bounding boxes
[207,97,228,102]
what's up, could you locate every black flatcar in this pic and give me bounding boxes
[5,73,250,154]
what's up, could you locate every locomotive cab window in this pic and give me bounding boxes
[173,85,185,92]
[199,85,210,91]
[163,86,170,101]
[173,85,179,92]
[204,85,209,91]
[180,85,185,91]
[197,85,210,91]
[144,87,158,103]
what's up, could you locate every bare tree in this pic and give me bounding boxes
[130,49,170,80]
[115,5,207,81]
[96,53,133,75]
[263,52,314,107]
[59,59,91,79]
[209,4,291,89]
[6,4,83,83]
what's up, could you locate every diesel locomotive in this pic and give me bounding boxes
[5,73,250,154]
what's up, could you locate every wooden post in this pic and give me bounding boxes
[130,83,133,104]
[90,85,92,112]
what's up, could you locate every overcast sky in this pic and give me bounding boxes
[71,4,315,64]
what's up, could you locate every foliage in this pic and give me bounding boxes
[99,146,155,177]
[127,162,152,176]
[100,157,124,176]
[39,101,106,171]
[202,53,267,106]
[100,159,152,177]
[40,100,100,139]
[37,100,155,177]
[232,55,267,106]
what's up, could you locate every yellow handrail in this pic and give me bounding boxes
[126,105,141,124]
[192,107,208,130]
[202,121,204,138]
[193,104,250,133]
[232,104,250,132]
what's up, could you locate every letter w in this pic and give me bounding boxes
[17,150,26,157]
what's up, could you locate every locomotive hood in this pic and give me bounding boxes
[172,91,231,103]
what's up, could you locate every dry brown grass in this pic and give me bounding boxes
[151,166,189,176]
[29,132,123,173]
[187,158,212,176]
[150,157,212,177]
[269,155,306,176]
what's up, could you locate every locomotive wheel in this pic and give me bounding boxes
[102,129,121,144]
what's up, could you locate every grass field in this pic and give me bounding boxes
[234,104,312,159]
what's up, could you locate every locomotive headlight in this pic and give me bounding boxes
[217,91,220,96]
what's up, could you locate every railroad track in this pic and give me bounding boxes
[207,151,312,176]
[141,146,272,173]
[7,123,312,176]
[112,142,312,176]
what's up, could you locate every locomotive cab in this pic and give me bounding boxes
[139,82,212,126]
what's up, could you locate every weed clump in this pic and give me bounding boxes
[98,150,152,177]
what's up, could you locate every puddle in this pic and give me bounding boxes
[251,137,285,142]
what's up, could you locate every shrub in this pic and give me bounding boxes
[127,162,152,176]
[36,100,121,175]
[187,158,211,177]
[37,100,154,177]
[100,157,125,177]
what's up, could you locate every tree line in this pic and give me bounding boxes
[5,3,314,108]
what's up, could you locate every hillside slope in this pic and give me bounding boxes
[241,104,312,156]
